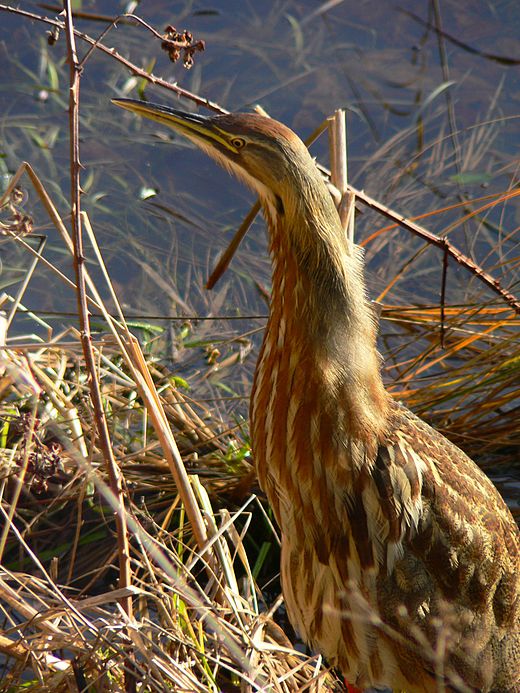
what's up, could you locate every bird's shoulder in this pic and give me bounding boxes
[387,402,518,544]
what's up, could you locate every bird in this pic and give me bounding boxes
[112,98,520,692]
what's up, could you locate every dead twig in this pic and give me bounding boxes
[347,182,520,315]
[0,4,224,113]
[62,4,135,689]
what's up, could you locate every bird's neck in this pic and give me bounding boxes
[261,190,390,444]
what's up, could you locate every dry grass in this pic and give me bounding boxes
[0,166,339,691]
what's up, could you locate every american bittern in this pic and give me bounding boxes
[113,98,520,692]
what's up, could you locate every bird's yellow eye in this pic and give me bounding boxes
[231,137,246,150]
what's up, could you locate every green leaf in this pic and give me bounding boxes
[448,172,493,185]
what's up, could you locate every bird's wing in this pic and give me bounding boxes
[348,403,518,576]
[353,404,520,688]
[397,405,518,613]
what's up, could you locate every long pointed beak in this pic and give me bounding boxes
[111,98,233,151]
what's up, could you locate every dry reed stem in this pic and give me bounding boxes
[1,162,219,575]
[328,109,355,245]
[0,4,226,114]
[62,13,135,690]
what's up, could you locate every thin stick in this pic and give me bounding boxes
[0,4,227,115]
[62,5,135,686]
[206,201,261,289]
[440,244,449,348]
[332,180,520,315]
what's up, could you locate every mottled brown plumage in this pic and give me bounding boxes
[113,98,520,692]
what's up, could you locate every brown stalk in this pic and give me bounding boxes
[362,188,520,245]
[346,182,520,315]
[206,201,261,289]
[0,4,227,114]
[62,3,134,688]
[439,244,449,347]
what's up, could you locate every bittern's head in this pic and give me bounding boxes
[111,99,327,221]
